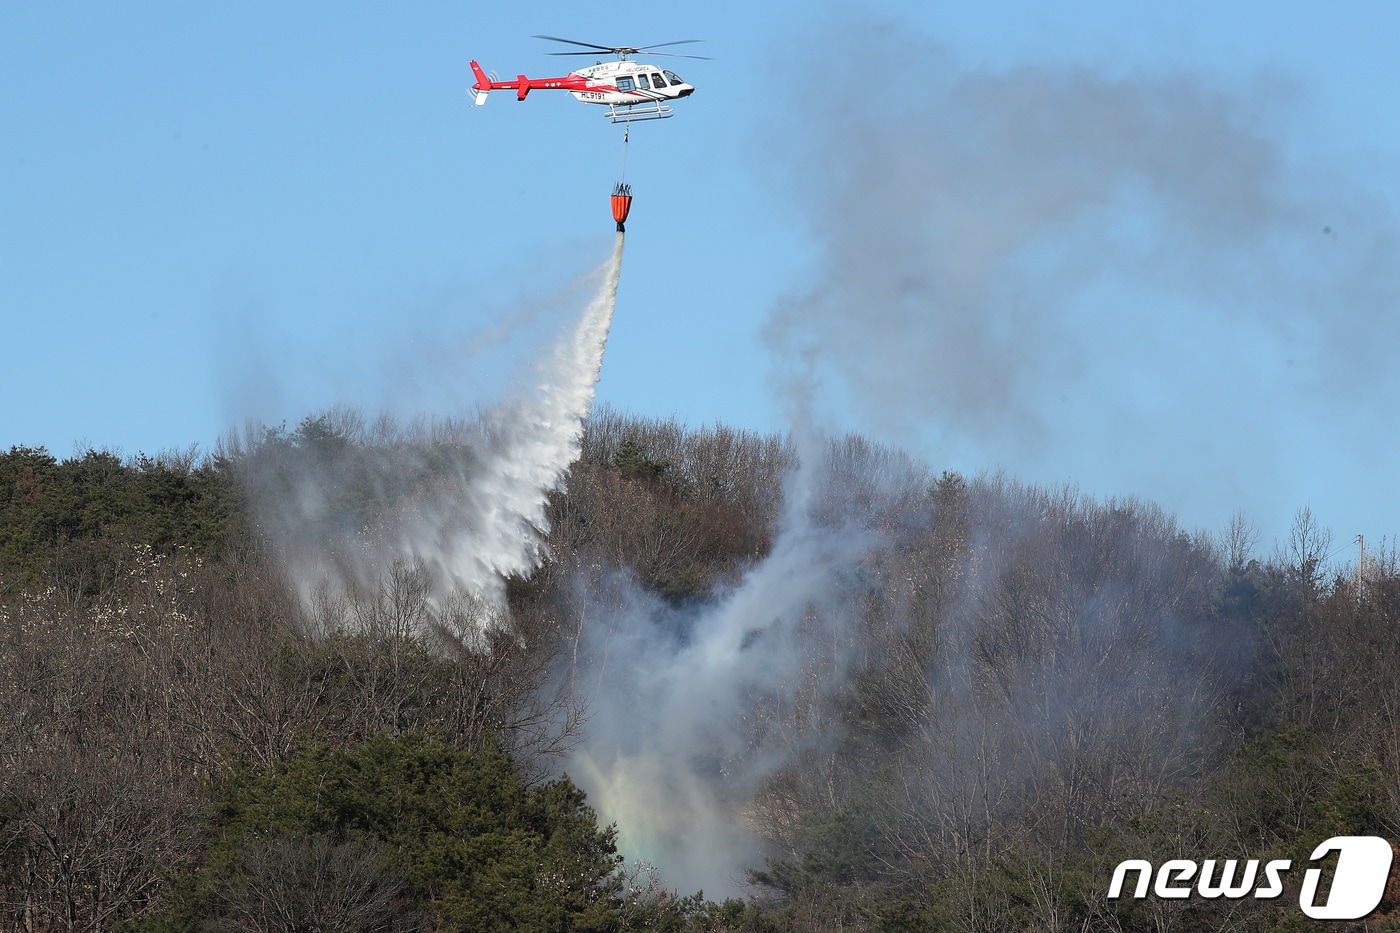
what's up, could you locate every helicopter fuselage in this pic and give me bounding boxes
[567,60,694,106]
[469,58,694,119]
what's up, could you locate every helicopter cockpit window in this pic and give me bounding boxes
[663,71,683,85]
[651,72,667,87]
[637,74,650,90]
[616,76,634,92]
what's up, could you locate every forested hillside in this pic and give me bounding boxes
[3,410,1399,932]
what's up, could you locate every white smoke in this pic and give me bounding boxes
[563,427,907,898]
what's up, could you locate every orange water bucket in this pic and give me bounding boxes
[611,183,633,232]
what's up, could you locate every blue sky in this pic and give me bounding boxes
[4,2,1398,554]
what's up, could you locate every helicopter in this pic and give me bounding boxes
[470,35,708,123]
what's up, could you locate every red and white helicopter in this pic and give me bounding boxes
[470,35,707,123]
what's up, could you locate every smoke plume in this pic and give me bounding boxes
[564,428,891,898]
[762,21,1400,539]
[559,21,1392,897]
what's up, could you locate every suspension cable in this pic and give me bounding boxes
[620,122,630,182]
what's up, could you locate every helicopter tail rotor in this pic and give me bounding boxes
[469,60,492,105]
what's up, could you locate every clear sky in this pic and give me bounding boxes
[4,1,1398,554]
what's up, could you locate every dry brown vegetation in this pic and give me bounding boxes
[2,410,1399,931]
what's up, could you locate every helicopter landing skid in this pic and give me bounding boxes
[606,101,675,123]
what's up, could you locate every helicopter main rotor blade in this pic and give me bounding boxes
[532,35,616,51]
[545,48,712,60]
[639,51,713,60]
[637,40,704,50]
[533,35,711,60]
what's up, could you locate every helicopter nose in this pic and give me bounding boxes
[675,85,694,98]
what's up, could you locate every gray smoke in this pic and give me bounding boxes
[763,22,1400,539]
[561,20,1400,898]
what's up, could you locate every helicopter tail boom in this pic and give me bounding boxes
[470,60,590,105]
[469,62,532,102]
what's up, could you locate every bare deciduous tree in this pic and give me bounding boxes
[213,835,419,933]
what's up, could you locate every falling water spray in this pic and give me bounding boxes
[266,233,626,633]
[398,232,625,607]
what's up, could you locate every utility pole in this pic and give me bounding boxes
[1356,534,1366,600]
